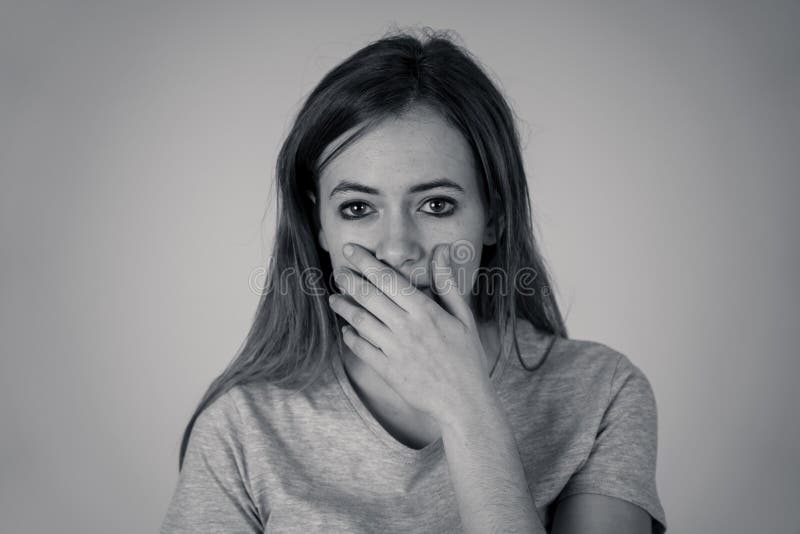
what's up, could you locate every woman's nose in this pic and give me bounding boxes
[373,215,425,274]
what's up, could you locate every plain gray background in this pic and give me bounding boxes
[1,2,798,533]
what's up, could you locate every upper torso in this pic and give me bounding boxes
[161,318,667,533]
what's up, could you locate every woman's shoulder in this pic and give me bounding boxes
[507,319,653,393]
[214,367,342,423]
[503,319,661,452]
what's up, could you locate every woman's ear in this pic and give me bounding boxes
[318,228,330,253]
[307,190,329,252]
[483,206,504,246]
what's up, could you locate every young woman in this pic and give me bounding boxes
[161,29,667,534]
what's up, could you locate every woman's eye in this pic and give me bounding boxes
[338,198,457,220]
[421,198,457,217]
[339,201,374,220]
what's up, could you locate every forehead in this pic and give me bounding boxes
[317,108,479,196]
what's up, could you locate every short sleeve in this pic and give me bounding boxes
[558,354,667,533]
[160,391,264,534]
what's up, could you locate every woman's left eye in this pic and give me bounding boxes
[420,198,457,217]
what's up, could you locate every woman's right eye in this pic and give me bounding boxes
[339,201,374,220]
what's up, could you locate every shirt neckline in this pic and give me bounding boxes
[330,320,513,463]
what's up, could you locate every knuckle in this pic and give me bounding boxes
[351,311,367,326]
[422,298,439,318]
[393,318,411,336]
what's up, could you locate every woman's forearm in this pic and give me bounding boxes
[440,387,546,534]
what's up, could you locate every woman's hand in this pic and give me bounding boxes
[328,242,495,429]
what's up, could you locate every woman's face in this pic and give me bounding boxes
[313,106,497,313]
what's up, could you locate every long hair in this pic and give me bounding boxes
[178,27,568,470]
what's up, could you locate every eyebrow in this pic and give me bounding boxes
[328,178,466,199]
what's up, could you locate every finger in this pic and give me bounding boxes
[333,266,408,333]
[341,325,390,378]
[328,292,394,350]
[431,243,475,327]
[342,243,427,312]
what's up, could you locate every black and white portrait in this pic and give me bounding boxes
[1,3,797,533]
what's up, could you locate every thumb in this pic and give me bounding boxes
[431,243,472,326]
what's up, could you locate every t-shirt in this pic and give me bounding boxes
[161,319,667,533]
